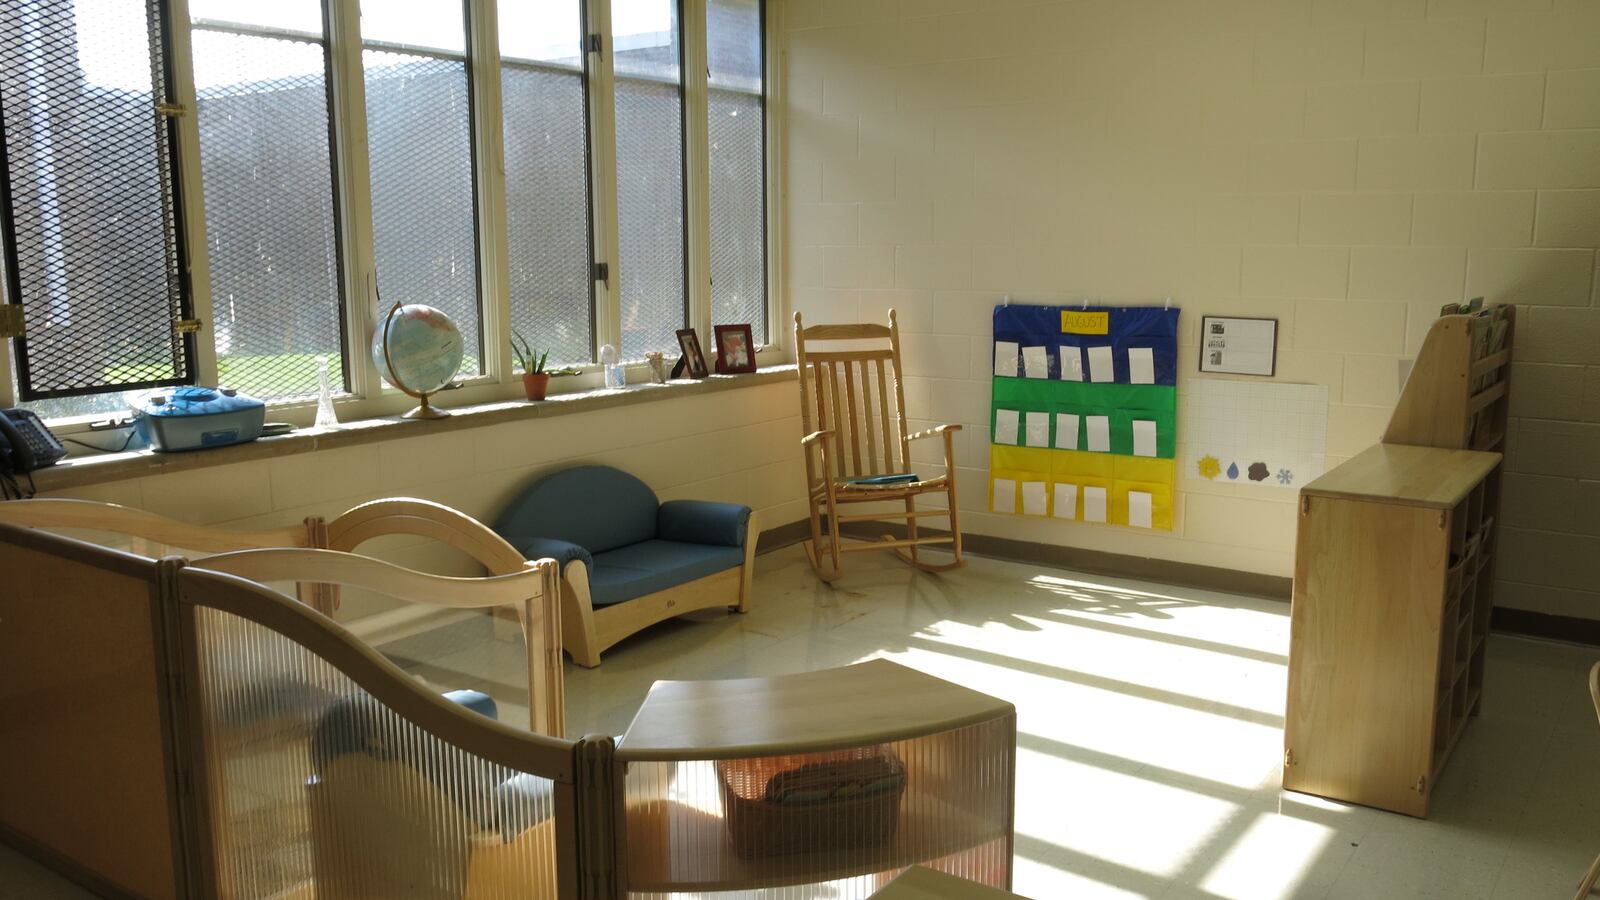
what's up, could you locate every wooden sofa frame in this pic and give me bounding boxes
[561,510,760,668]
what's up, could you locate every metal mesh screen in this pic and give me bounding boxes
[502,60,593,368]
[707,90,764,343]
[363,48,483,376]
[706,0,765,346]
[193,26,346,401]
[613,1,685,363]
[614,78,685,362]
[0,0,192,399]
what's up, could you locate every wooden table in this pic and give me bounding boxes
[616,660,1018,894]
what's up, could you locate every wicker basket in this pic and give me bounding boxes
[715,746,907,860]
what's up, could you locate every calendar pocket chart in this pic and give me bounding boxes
[989,304,1179,530]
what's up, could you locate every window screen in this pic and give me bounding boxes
[0,0,193,401]
[706,0,766,346]
[612,0,686,362]
[500,1,593,368]
[361,0,483,377]
[190,0,346,401]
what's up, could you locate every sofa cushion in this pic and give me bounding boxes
[587,539,745,607]
[657,499,751,548]
[508,536,593,571]
[495,465,658,555]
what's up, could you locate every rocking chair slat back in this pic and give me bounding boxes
[795,311,911,482]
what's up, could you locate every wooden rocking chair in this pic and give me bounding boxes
[795,309,965,582]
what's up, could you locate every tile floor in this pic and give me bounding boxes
[3,545,1595,898]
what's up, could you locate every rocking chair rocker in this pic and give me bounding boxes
[795,309,966,582]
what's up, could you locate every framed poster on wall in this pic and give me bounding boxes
[1199,316,1277,376]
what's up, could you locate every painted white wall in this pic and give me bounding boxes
[781,0,1600,616]
[42,382,808,620]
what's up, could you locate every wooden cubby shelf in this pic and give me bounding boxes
[1285,304,1511,819]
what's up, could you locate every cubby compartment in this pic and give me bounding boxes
[1449,501,1469,563]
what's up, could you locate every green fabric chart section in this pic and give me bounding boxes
[990,378,1177,459]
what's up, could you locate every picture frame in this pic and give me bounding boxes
[713,323,757,375]
[675,328,710,379]
[1198,315,1278,377]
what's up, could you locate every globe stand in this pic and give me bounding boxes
[380,301,454,421]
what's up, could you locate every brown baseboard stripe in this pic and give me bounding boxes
[758,516,1292,600]
[1491,607,1600,646]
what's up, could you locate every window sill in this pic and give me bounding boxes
[31,365,798,494]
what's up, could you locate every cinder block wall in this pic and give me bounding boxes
[781,0,1600,617]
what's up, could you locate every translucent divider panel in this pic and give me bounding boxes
[191,606,560,899]
[622,720,1013,899]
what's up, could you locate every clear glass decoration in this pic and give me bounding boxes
[315,356,339,428]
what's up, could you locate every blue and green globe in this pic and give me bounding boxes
[372,304,465,396]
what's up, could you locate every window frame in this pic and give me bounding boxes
[0,0,201,402]
[0,0,783,427]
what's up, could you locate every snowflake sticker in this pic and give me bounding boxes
[1277,468,1293,485]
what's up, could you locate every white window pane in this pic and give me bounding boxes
[501,2,593,367]
[188,0,323,33]
[707,0,761,91]
[613,0,684,361]
[193,21,346,401]
[499,1,583,65]
[361,0,481,376]
[359,0,465,54]
[707,0,765,344]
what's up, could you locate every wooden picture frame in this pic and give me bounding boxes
[676,328,709,379]
[713,323,756,375]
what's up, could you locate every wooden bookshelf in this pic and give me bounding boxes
[1284,303,1512,818]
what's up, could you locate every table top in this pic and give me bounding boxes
[1301,443,1501,509]
[617,659,1014,761]
[869,867,1030,899]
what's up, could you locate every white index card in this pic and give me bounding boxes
[1022,481,1047,516]
[1055,413,1080,450]
[1133,419,1157,457]
[1128,491,1154,528]
[994,341,1020,377]
[1022,345,1048,379]
[1129,347,1155,384]
[1087,415,1111,452]
[994,409,1019,445]
[1088,345,1115,382]
[1053,483,1077,519]
[1083,486,1108,523]
[1060,347,1084,381]
[992,478,1017,513]
[1025,411,1050,447]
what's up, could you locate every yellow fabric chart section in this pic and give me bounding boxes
[989,446,1175,529]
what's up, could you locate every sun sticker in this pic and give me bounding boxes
[1197,455,1221,480]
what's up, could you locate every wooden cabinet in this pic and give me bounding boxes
[1284,444,1502,817]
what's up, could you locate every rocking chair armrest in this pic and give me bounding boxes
[905,423,962,442]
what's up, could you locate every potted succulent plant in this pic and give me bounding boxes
[512,331,551,401]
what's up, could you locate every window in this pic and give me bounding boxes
[361,0,483,376]
[500,1,594,367]
[190,0,347,400]
[0,0,775,423]
[0,0,193,404]
[612,0,686,362]
[706,0,766,345]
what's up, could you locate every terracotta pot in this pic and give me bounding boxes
[522,372,551,401]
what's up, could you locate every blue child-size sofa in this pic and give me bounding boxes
[494,465,758,667]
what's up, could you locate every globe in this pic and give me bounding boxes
[372,304,465,398]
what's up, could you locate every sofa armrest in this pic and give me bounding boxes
[504,536,592,572]
[657,500,752,548]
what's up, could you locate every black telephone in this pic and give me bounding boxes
[0,408,66,499]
